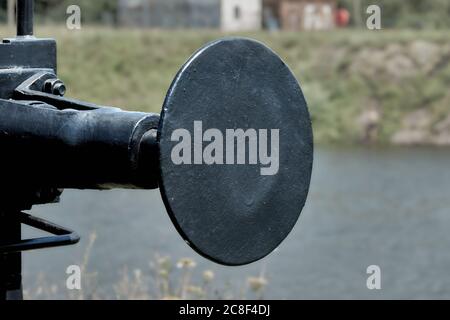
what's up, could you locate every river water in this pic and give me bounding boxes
[23,146,450,299]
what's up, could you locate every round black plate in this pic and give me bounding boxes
[158,38,313,266]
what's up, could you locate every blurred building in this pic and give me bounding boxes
[118,0,220,28]
[263,0,336,30]
[221,0,262,32]
[117,0,262,30]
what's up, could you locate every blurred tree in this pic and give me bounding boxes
[0,0,448,29]
[351,0,363,27]
[7,0,14,27]
[33,0,118,25]
[337,0,450,28]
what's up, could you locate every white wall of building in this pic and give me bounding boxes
[303,2,334,30]
[221,0,262,32]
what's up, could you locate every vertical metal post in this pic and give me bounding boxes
[17,0,34,36]
[2,0,31,301]
[0,212,23,300]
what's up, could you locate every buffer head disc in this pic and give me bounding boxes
[158,38,313,266]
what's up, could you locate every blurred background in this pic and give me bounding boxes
[1,0,450,299]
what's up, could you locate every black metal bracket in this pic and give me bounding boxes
[0,212,80,254]
[14,71,103,111]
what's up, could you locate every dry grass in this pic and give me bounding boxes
[23,232,269,300]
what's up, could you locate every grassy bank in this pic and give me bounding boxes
[3,26,450,145]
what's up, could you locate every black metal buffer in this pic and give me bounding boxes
[0,0,313,300]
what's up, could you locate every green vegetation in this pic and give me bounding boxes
[2,0,450,29]
[0,0,117,24]
[2,27,450,145]
[338,0,450,29]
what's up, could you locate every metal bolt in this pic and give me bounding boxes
[43,79,66,96]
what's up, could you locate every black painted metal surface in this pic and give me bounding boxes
[17,0,34,36]
[0,212,80,253]
[0,0,313,300]
[0,211,22,300]
[0,98,160,191]
[158,38,313,266]
[0,1,161,299]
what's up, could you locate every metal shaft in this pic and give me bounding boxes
[0,211,23,300]
[17,0,34,36]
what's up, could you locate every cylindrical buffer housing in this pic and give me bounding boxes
[0,100,160,190]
